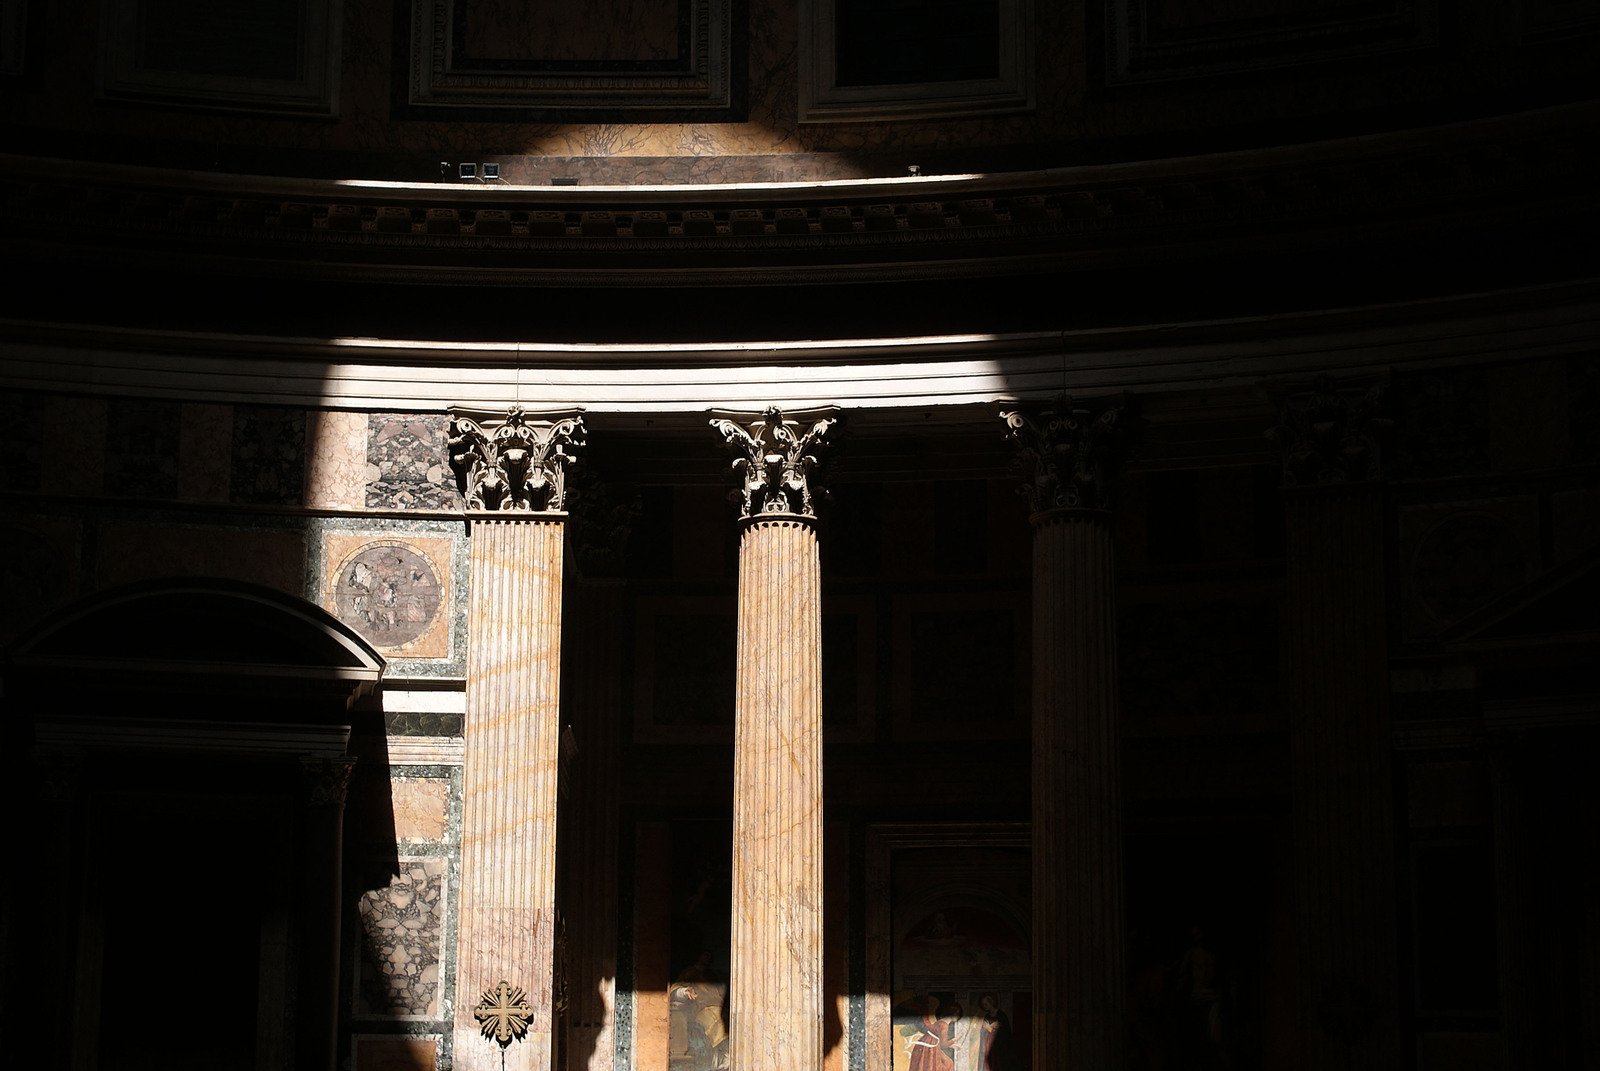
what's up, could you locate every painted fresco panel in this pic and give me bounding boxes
[868,826,1030,1071]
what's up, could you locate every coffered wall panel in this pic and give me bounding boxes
[405,0,742,119]
[1105,0,1438,85]
[98,0,341,114]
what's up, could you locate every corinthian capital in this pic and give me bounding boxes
[1268,376,1391,486]
[448,406,586,512]
[710,406,836,520]
[1001,395,1130,513]
[299,755,355,807]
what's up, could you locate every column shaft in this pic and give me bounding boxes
[1031,508,1126,1069]
[729,517,824,1071]
[561,580,624,1071]
[456,516,567,1071]
[1284,483,1399,1068]
[1491,739,1538,1069]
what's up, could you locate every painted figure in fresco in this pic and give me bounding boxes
[977,993,1020,1071]
[945,1001,986,1071]
[1177,927,1232,1069]
[905,996,956,1071]
[669,949,729,1071]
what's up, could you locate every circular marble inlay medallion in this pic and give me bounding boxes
[334,541,442,648]
[1413,512,1528,624]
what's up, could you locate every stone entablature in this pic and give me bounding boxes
[1,102,1592,284]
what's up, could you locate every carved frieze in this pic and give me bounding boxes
[710,406,836,519]
[447,407,585,512]
[1269,376,1392,486]
[1001,396,1130,513]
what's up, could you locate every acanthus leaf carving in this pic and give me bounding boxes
[710,405,836,519]
[299,755,355,807]
[448,406,585,512]
[1268,376,1392,486]
[1001,395,1131,513]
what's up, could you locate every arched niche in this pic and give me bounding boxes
[3,579,385,1071]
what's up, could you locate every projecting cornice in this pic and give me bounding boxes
[1,102,1594,287]
[1,281,1595,412]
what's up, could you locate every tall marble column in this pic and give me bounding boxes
[711,407,835,1071]
[449,407,585,1071]
[1002,397,1130,1070]
[559,473,638,1071]
[1271,379,1399,1070]
[1490,737,1538,1070]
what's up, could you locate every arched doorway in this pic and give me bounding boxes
[3,579,384,1071]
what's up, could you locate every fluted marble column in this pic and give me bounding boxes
[1272,380,1399,1070]
[450,408,584,1071]
[559,578,623,1071]
[1002,398,1129,1070]
[711,407,834,1071]
[559,473,637,1071]
[1490,738,1538,1070]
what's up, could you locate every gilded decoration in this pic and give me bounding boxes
[474,980,533,1048]
[710,406,835,519]
[448,407,585,512]
[1001,396,1129,513]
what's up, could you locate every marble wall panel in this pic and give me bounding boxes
[0,392,44,492]
[103,398,180,499]
[1119,592,1281,726]
[366,413,458,512]
[1397,497,1541,639]
[385,710,466,737]
[0,515,79,642]
[890,591,1027,740]
[1568,355,1599,464]
[96,520,305,594]
[323,533,454,660]
[306,410,369,510]
[632,597,736,741]
[308,518,468,678]
[0,0,25,76]
[1393,368,1491,479]
[355,857,450,1020]
[179,402,233,502]
[351,1035,442,1071]
[392,776,451,844]
[231,406,306,505]
[40,395,105,497]
[1552,488,1600,565]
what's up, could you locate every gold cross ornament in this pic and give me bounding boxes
[473,979,532,1048]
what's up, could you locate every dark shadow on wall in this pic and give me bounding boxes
[0,580,387,1070]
